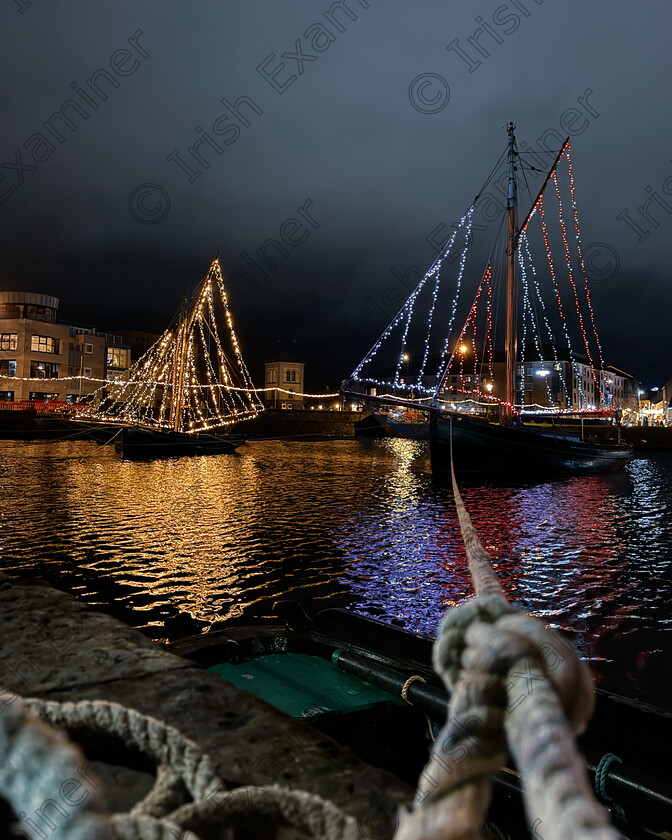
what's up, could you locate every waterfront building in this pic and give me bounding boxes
[0,292,70,402]
[67,328,106,402]
[104,335,132,383]
[661,373,672,425]
[368,347,639,416]
[436,351,638,414]
[639,385,672,425]
[0,291,131,404]
[264,353,305,409]
[113,329,161,362]
[508,357,638,414]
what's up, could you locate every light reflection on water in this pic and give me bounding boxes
[1,438,670,707]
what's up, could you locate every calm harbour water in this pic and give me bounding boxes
[1,437,671,708]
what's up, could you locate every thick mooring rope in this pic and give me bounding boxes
[0,694,358,840]
[395,447,626,840]
[0,690,112,840]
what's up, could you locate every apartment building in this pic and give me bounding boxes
[0,291,131,403]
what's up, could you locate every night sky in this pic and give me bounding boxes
[2,0,671,388]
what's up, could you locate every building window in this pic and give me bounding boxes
[0,360,17,376]
[0,391,14,402]
[29,392,60,401]
[286,370,291,382]
[291,370,296,382]
[107,347,129,368]
[267,368,277,383]
[0,333,18,350]
[84,343,94,354]
[31,335,59,354]
[0,305,55,322]
[84,367,92,377]
[30,360,59,379]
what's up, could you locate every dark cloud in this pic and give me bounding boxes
[2,0,671,386]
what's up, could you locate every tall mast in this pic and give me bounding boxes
[171,298,189,432]
[504,121,517,420]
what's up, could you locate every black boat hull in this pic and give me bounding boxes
[116,425,242,460]
[170,602,672,838]
[430,412,633,476]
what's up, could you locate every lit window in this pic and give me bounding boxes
[0,333,18,351]
[30,360,59,379]
[31,335,59,354]
[107,347,129,368]
[0,360,16,376]
[29,392,59,401]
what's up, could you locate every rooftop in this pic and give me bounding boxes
[265,352,305,364]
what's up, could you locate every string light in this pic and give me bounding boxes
[518,244,554,406]
[77,258,263,433]
[552,168,601,404]
[433,210,475,390]
[350,207,475,394]
[345,139,619,420]
[0,375,341,401]
[536,189,589,408]
[565,147,608,404]
[0,374,110,384]
[520,230,571,406]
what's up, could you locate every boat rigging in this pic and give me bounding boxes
[343,124,633,474]
[77,257,263,458]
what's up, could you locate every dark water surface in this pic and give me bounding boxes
[1,438,671,708]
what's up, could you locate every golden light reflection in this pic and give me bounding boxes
[2,439,671,706]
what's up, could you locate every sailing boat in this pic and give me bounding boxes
[78,257,263,459]
[343,124,633,476]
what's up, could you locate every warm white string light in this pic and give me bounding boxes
[0,375,341,400]
[77,258,264,433]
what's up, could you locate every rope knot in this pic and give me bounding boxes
[434,595,595,735]
[397,457,626,840]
